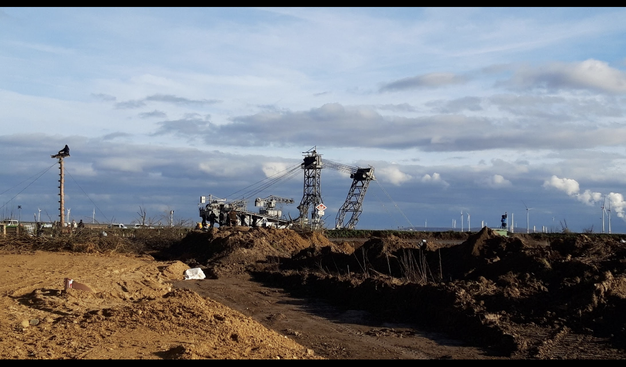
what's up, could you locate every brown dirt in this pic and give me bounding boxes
[0,238,319,359]
[2,226,626,359]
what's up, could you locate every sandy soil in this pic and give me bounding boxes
[0,250,319,359]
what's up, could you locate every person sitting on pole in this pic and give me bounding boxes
[52,145,70,158]
[58,145,70,156]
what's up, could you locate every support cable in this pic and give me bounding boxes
[64,170,111,224]
[224,163,302,201]
[241,166,302,200]
[374,180,414,228]
[0,162,57,212]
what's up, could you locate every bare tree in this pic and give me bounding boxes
[135,206,159,227]
[136,206,147,226]
[176,218,194,228]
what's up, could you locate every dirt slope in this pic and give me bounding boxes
[243,227,626,358]
[0,250,319,359]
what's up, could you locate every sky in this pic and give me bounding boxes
[2,7,626,233]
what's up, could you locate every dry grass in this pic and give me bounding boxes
[398,248,438,284]
[0,227,191,254]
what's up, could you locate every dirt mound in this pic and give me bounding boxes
[463,227,524,257]
[0,251,320,359]
[550,233,626,259]
[246,228,626,358]
[160,227,341,278]
[436,227,527,279]
[278,244,359,275]
[361,233,424,254]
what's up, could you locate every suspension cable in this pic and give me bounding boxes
[0,162,57,212]
[65,169,110,224]
[374,180,414,228]
[241,166,302,200]
[224,163,302,201]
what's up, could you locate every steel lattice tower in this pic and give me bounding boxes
[335,167,375,230]
[297,149,324,229]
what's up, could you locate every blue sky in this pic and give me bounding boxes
[2,7,626,233]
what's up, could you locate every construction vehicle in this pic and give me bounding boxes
[197,148,374,230]
[198,194,294,229]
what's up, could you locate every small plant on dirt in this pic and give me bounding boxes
[315,259,330,275]
[398,248,436,285]
[352,247,370,278]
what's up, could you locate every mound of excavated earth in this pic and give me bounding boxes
[224,227,626,359]
[0,251,320,359]
[161,227,345,278]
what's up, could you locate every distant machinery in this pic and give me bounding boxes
[199,194,294,229]
[328,163,375,230]
[255,195,294,218]
[198,147,374,230]
[297,149,324,229]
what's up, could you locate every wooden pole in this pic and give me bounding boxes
[59,157,65,228]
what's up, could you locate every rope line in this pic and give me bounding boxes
[375,180,414,228]
[0,162,57,212]
[224,163,302,202]
[65,169,110,224]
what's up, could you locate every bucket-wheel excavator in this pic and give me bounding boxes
[197,147,374,230]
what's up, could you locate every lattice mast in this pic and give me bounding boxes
[334,167,375,229]
[297,148,324,229]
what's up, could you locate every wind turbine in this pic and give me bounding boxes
[467,212,470,232]
[522,201,533,234]
[511,213,514,233]
[608,200,611,234]
[461,211,464,232]
[601,197,606,233]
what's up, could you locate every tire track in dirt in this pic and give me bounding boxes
[172,275,506,360]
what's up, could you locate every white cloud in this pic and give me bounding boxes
[543,175,604,207]
[377,166,412,186]
[67,162,97,177]
[421,172,449,188]
[261,162,292,178]
[506,59,626,94]
[606,192,626,219]
[98,158,145,173]
[577,189,603,206]
[198,162,212,174]
[479,174,512,188]
[543,175,580,196]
